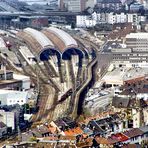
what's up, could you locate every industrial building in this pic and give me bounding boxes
[102,67,148,87]
[126,32,148,52]
[102,32,148,68]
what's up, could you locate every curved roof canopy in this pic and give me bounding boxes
[20,27,85,61]
[24,28,54,48]
[43,27,85,60]
[48,27,78,47]
[19,28,61,61]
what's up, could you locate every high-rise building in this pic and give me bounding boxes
[67,0,81,12]
[59,0,68,10]
[59,0,96,12]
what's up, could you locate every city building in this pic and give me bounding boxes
[76,12,146,27]
[130,2,144,11]
[0,122,7,138]
[68,0,82,12]
[0,70,30,91]
[95,0,123,10]
[87,114,123,136]
[60,0,93,12]
[19,16,49,29]
[126,32,148,52]
[0,89,29,106]
[0,110,16,131]
[76,15,97,27]
[84,88,113,115]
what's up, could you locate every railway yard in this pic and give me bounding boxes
[0,27,104,125]
[1,21,147,148]
[1,0,148,146]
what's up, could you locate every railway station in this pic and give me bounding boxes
[16,26,97,120]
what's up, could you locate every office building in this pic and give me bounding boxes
[126,33,148,52]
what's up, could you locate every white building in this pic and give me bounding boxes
[0,110,15,130]
[0,90,28,106]
[76,12,146,28]
[116,13,127,23]
[85,89,113,114]
[127,13,146,26]
[13,74,31,90]
[0,122,7,138]
[107,13,116,24]
[76,15,97,27]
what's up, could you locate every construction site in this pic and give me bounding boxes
[1,27,100,124]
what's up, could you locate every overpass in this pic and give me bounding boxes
[0,11,79,17]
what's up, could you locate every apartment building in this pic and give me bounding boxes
[126,33,148,52]
[96,0,122,10]
[76,12,146,27]
[68,0,82,12]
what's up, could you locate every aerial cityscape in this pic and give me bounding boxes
[0,0,147,147]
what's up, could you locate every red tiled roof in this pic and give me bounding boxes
[123,128,144,138]
[111,133,129,142]
[84,111,115,124]
[64,127,83,136]
[122,144,138,148]
[108,23,133,40]
[95,137,118,145]
[124,76,145,84]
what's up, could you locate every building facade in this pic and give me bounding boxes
[76,12,146,27]
[0,90,28,106]
[68,0,81,12]
[0,110,16,131]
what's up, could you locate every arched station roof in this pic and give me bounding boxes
[43,27,85,60]
[47,27,78,48]
[17,28,60,61]
[24,28,54,48]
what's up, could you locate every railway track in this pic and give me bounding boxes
[73,36,90,85]
[44,60,58,77]
[58,61,64,83]
[71,55,98,118]
[17,32,60,91]
[68,60,75,87]
[41,88,72,120]
[8,31,101,123]
[76,58,83,87]
[10,36,59,122]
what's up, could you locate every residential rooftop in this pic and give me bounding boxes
[126,32,148,39]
